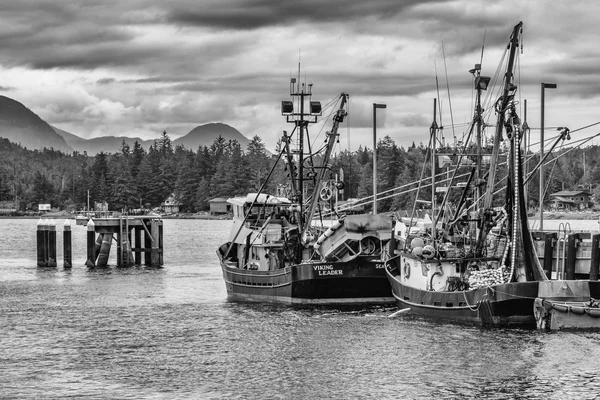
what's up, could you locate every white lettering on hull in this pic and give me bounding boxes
[313,264,343,276]
[318,270,343,276]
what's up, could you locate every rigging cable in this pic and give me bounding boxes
[434,60,444,145]
[441,41,456,147]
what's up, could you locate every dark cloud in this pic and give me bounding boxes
[1,0,599,151]
[97,78,116,85]
[166,0,438,30]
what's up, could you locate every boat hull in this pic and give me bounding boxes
[220,258,394,305]
[385,262,540,327]
[386,259,600,327]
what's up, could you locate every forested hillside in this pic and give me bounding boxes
[1,131,600,214]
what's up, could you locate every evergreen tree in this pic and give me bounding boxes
[195,178,211,210]
[357,163,373,211]
[109,155,135,211]
[130,140,145,179]
[31,171,55,205]
[246,136,270,192]
[174,152,198,212]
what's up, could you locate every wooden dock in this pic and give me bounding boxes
[75,215,163,267]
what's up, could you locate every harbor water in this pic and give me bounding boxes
[2,218,600,399]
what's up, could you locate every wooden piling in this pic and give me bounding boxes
[134,226,141,265]
[97,233,112,267]
[565,233,580,280]
[144,221,151,265]
[43,219,50,266]
[590,233,600,281]
[117,219,122,267]
[151,219,160,266]
[47,220,57,268]
[94,233,103,262]
[543,232,556,280]
[85,219,96,267]
[36,218,46,267]
[63,220,72,268]
[159,223,164,266]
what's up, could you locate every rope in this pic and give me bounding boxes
[463,290,481,311]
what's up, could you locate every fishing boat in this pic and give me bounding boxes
[217,75,394,305]
[384,21,600,327]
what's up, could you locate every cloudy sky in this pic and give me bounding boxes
[1,0,599,152]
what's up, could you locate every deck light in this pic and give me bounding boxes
[475,76,491,91]
[281,101,293,115]
[310,101,322,115]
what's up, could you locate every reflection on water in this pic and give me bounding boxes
[1,219,600,399]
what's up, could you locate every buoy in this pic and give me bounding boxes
[410,237,425,249]
[412,246,423,257]
[422,245,436,259]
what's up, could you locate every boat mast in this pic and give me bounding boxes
[474,66,484,212]
[282,67,321,234]
[301,93,348,242]
[431,99,438,243]
[477,21,522,249]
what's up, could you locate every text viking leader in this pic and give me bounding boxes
[313,264,343,276]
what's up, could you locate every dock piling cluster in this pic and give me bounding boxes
[79,215,163,268]
[37,215,163,268]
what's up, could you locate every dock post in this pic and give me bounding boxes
[63,219,72,268]
[47,219,57,267]
[565,233,580,280]
[36,218,46,267]
[159,222,163,266]
[134,226,141,265]
[144,221,151,265]
[85,219,96,267]
[117,218,122,267]
[590,233,600,281]
[542,232,556,280]
[43,219,50,266]
[94,232,102,261]
[151,219,160,266]
[96,233,112,267]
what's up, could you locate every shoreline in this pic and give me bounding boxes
[0,212,231,220]
[2,211,599,221]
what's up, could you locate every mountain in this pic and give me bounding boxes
[173,123,251,150]
[53,126,153,155]
[0,95,72,153]
[54,122,251,155]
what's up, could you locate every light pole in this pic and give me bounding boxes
[540,82,557,230]
[373,103,386,214]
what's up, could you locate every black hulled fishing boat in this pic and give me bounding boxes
[384,22,600,327]
[217,75,394,305]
